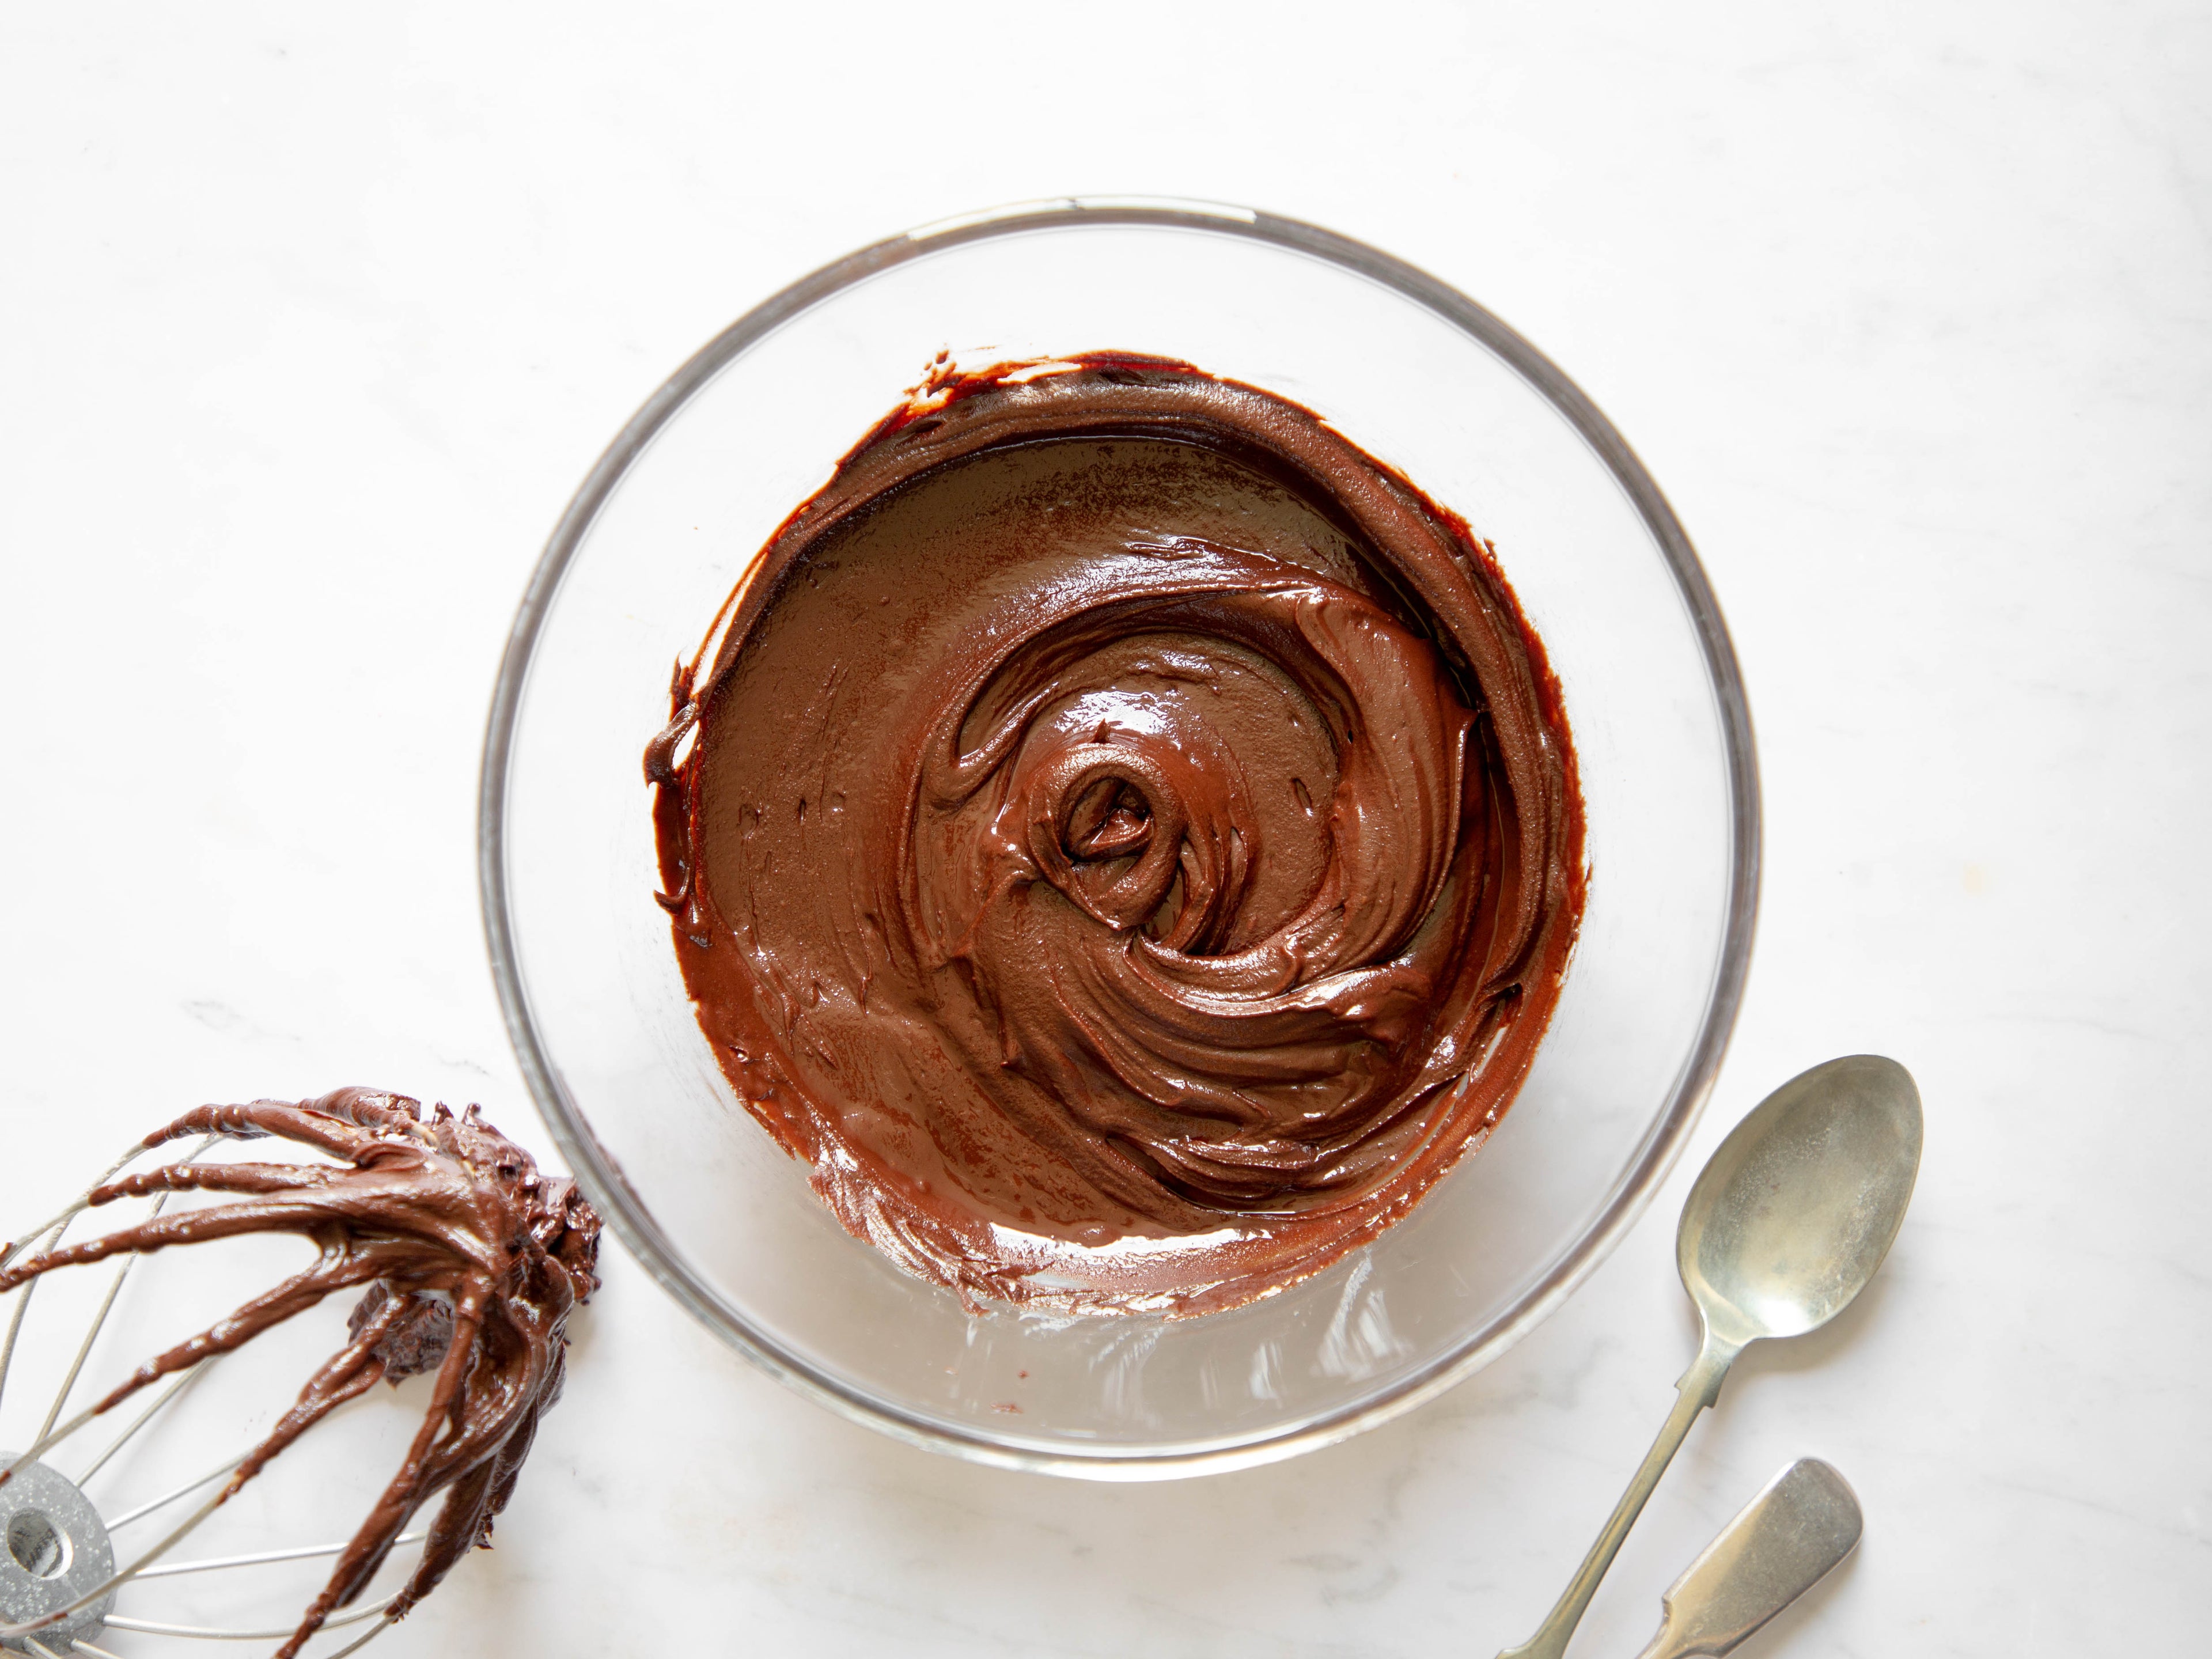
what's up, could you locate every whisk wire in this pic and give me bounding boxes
[101,1591,398,1641]
[320,1628,389,1659]
[0,1219,71,1416]
[37,1260,138,1452]
[134,1531,429,1582]
[320,1618,395,1658]
[0,1139,150,1277]
[33,1138,224,1449]
[105,1446,256,1531]
[73,1359,218,1490]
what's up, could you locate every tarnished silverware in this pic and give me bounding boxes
[1633,1458,1863,1659]
[1497,1055,1921,1659]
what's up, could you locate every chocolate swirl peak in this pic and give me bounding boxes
[652,354,1584,1315]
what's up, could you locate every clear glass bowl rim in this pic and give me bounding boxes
[478,196,1762,1478]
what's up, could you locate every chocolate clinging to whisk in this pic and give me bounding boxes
[0,1088,600,1659]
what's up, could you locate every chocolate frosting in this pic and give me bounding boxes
[652,354,1584,1314]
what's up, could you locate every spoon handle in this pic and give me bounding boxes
[1494,1336,1740,1659]
[1630,1458,1863,1659]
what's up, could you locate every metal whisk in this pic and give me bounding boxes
[0,1091,599,1658]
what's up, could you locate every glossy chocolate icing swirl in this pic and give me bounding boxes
[653,355,1583,1314]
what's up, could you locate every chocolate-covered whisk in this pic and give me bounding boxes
[0,1090,599,1657]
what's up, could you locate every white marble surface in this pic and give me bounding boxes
[4,4,2207,1654]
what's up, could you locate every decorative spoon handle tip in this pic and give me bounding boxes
[1631,1457,1864,1659]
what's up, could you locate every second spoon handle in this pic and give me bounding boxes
[1495,1336,1741,1659]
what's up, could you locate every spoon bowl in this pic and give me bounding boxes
[1680,1054,1924,1347]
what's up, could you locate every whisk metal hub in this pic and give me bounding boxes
[0,1456,113,1654]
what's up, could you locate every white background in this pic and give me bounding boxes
[3,4,2207,1655]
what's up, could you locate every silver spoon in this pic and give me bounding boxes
[1496,1054,1922,1659]
[1633,1457,1863,1659]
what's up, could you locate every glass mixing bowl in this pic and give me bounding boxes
[480,199,1758,1478]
